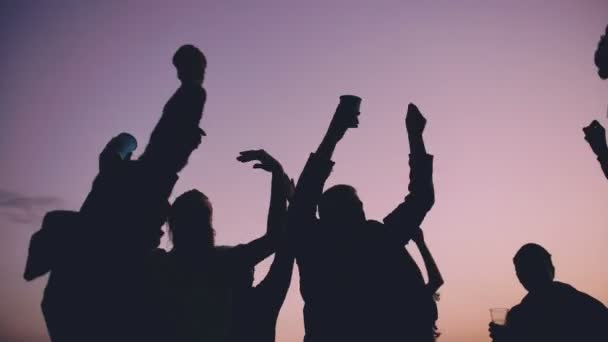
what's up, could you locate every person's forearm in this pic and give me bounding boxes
[598,154,608,180]
[316,130,341,161]
[255,241,294,313]
[267,169,288,236]
[416,240,444,293]
[408,132,427,156]
[235,235,275,268]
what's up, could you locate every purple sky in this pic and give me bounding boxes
[1,1,607,341]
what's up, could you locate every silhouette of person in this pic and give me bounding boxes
[152,151,288,342]
[595,25,608,80]
[488,243,608,342]
[139,44,207,175]
[583,120,608,179]
[231,150,296,342]
[411,227,444,339]
[24,133,174,342]
[25,45,207,342]
[290,98,436,342]
[24,210,82,342]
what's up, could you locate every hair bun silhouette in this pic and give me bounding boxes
[595,25,608,80]
[173,44,207,83]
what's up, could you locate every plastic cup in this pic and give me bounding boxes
[490,308,509,326]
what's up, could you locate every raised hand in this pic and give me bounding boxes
[237,149,283,173]
[327,101,360,140]
[406,103,427,135]
[583,120,608,157]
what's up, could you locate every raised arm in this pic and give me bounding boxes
[290,96,361,224]
[236,150,295,318]
[411,228,444,294]
[583,120,608,179]
[384,103,435,244]
[253,172,296,318]
[233,150,289,268]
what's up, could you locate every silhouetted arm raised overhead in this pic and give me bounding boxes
[253,168,295,318]
[384,103,435,245]
[233,150,290,268]
[291,96,361,223]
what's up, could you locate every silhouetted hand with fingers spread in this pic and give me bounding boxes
[583,120,608,157]
[237,149,283,173]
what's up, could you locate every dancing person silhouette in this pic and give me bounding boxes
[488,243,608,342]
[231,149,296,342]
[25,45,208,342]
[152,150,289,342]
[25,133,174,342]
[290,97,436,342]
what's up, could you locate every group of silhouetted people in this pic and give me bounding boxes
[23,24,608,342]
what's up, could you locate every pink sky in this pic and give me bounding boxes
[1,1,607,341]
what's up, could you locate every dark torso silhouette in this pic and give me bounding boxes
[291,151,436,342]
[297,221,434,342]
[139,84,206,174]
[505,281,608,342]
[151,243,281,342]
[230,252,293,342]
[151,249,235,342]
[26,160,180,342]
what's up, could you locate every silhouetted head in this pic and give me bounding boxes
[168,189,215,254]
[595,25,608,80]
[318,184,366,228]
[173,44,206,85]
[513,243,555,293]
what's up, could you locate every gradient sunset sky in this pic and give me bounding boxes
[1,1,607,341]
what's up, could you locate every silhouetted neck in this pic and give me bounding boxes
[526,280,556,295]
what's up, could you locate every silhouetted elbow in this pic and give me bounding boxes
[23,270,39,282]
[429,277,444,292]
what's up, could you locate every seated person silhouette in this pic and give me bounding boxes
[290,97,437,342]
[488,243,608,342]
[139,44,207,175]
[229,149,295,342]
[152,152,288,342]
[595,25,608,80]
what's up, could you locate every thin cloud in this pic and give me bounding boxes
[0,189,64,224]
